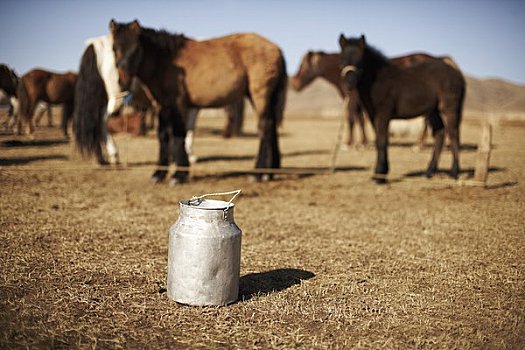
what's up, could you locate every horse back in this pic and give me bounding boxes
[372,59,465,118]
[176,33,284,107]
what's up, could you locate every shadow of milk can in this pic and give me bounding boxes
[168,190,242,306]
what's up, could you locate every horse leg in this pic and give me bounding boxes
[47,105,53,126]
[184,108,198,164]
[62,102,74,139]
[22,102,36,138]
[152,107,172,183]
[169,106,190,185]
[373,115,390,183]
[357,106,368,147]
[346,100,355,147]
[442,112,461,179]
[426,110,445,177]
[223,98,244,138]
[34,104,46,127]
[105,133,119,164]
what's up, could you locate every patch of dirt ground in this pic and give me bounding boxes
[0,113,524,349]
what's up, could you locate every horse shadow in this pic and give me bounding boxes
[191,165,369,182]
[196,126,290,139]
[389,141,479,151]
[0,155,69,166]
[196,149,330,164]
[195,126,257,139]
[0,139,70,148]
[238,268,315,302]
[404,166,506,178]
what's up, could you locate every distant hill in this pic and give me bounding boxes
[464,76,525,113]
[285,75,525,118]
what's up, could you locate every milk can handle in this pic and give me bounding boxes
[189,189,242,219]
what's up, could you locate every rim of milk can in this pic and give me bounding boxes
[182,190,241,217]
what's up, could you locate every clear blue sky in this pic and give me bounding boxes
[1,0,524,84]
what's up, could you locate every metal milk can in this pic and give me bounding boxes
[167,190,242,306]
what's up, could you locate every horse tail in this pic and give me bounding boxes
[272,52,287,127]
[73,44,108,159]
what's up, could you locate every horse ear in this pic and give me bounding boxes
[339,34,347,48]
[130,19,141,33]
[359,34,366,48]
[109,19,117,33]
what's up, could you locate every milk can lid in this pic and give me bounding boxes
[181,198,234,210]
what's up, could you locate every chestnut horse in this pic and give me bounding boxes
[110,20,287,184]
[291,51,452,148]
[339,35,465,182]
[18,68,77,138]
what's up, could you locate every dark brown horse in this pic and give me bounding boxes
[110,19,287,183]
[291,51,453,148]
[339,35,465,182]
[18,69,77,138]
[0,64,19,128]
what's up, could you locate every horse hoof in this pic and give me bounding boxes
[372,175,387,184]
[261,174,272,182]
[189,155,198,164]
[151,170,168,184]
[169,174,188,186]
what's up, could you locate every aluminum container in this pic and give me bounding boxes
[167,198,242,306]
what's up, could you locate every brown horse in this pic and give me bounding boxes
[110,19,287,184]
[18,68,77,138]
[339,35,465,182]
[291,51,450,148]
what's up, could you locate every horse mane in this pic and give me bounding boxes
[363,43,389,70]
[139,27,187,55]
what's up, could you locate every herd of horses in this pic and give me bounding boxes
[0,19,466,184]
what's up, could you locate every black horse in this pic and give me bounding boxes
[339,34,466,183]
[110,20,287,184]
[0,64,19,126]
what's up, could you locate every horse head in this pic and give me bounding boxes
[110,19,143,91]
[0,64,19,96]
[338,34,366,92]
[291,51,323,91]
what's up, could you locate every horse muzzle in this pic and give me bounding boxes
[118,69,133,91]
[340,65,360,92]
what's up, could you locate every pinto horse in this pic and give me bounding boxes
[110,19,287,184]
[74,34,126,164]
[291,51,452,148]
[17,68,77,138]
[339,35,465,182]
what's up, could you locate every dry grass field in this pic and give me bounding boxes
[1,109,524,349]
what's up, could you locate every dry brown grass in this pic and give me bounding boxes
[1,112,524,349]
